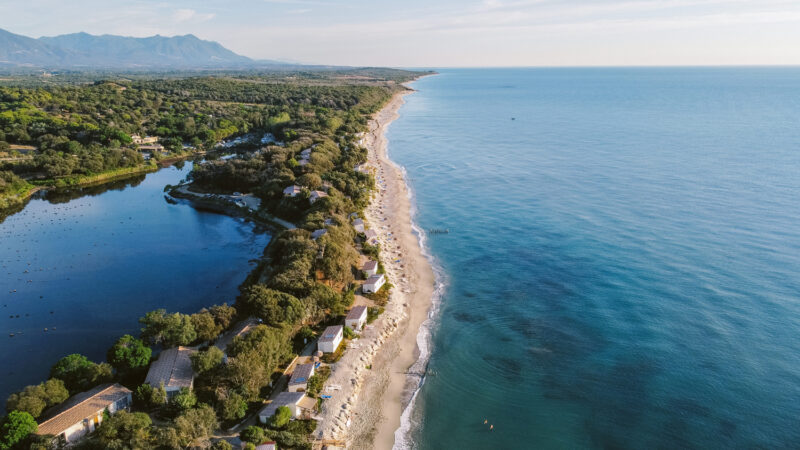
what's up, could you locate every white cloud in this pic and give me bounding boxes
[172,8,216,23]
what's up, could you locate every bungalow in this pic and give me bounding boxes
[311,229,327,240]
[258,392,316,423]
[283,185,302,197]
[364,229,378,245]
[362,260,378,277]
[309,190,328,204]
[317,325,343,353]
[300,148,312,159]
[144,346,195,397]
[353,218,365,233]
[345,305,368,331]
[253,443,277,450]
[37,383,132,446]
[287,363,316,392]
[138,143,165,153]
[363,274,386,294]
[132,135,159,145]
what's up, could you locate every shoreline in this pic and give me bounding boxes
[362,86,436,450]
[316,85,437,449]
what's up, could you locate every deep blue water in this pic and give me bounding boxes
[0,163,270,401]
[390,68,800,449]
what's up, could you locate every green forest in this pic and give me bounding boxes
[0,68,421,449]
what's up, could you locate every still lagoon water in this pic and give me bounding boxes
[0,162,271,401]
[391,68,800,449]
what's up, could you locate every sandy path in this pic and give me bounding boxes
[313,89,435,449]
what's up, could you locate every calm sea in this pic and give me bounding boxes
[0,163,270,401]
[390,68,800,449]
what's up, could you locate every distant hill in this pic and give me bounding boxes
[0,28,260,69]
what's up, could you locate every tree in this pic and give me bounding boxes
[268,406,292,429]
[171,388,197,411]
[6,379,69,418]
[240,425,265,444]
[219,391,247,422]
[90,411,153,449]
[225,326,292,399]
[107,335,151,375]
[139,310,197,347]
[152,427,180,449]
[207,304,236,330]
[212,441,233,450]
[173,404,218,447]
[49,354,112,393]
[190,346,224,374]
[133,384,166,410]
[239,285,304,327]
[0,411,37,450]
[191,312,221,343]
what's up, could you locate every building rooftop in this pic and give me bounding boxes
[319,325,343,343]
[365,274,385,285]
[362,260,378,271]
[283,185,301,195]
[37,383,131,437]
[346,305,368,321]
[311,229,327,240]
[289,363,315,386]
[145,346,194,390]
[365,229,378,239]
[259,392,305,418]
[353,218,364,226]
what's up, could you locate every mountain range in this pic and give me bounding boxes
[0,28,272,69]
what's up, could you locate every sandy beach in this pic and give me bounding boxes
[314,88,435,449]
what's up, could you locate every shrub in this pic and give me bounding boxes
[240,425,265,444]
[268,406,292,429]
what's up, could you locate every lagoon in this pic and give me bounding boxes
[0,162,271,401]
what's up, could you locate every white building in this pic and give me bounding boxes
[258,392,316,423]
[364,229,378,245]
[362,260,378,277]
[144,346,195,397]
[309,190,328,204]
[345,305,368,331]
[36,383,132,445]
[132,135,159,145]
[317,325,343,353]
[363,274,386,294]
[283,185,302,197]
[287,363,315,392]
[353,218,365,233]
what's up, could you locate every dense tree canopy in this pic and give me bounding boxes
[106,335,151,375]
[49,354,113,394]
[0,411,37,450]
[5,378,69,418]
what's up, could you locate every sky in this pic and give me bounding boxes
[2,0,800,67]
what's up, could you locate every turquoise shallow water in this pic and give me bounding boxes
[0,163,270,401]
[389,68,800,449]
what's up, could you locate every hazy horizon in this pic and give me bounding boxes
[3,0,800,67]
